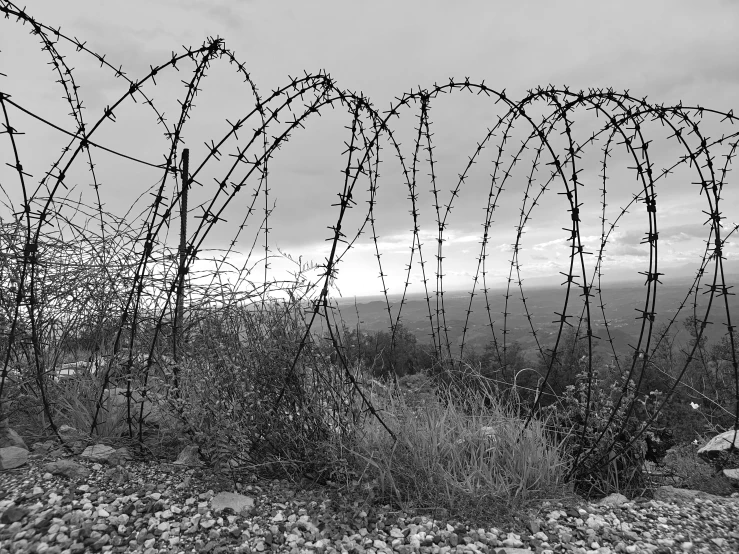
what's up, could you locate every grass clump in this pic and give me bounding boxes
[341,366,572,524]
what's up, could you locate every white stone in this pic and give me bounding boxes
[723,468,739,482]
[502,533,524,548]
[480,426,497,439]
[597,493,628,507]
[698,429,739,460]
[57,425,80,440]
[210,491,254,515]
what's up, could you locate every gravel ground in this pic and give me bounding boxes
[1,453,739,554]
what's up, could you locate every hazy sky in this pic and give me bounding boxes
[1,0,738,300]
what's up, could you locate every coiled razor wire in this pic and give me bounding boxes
[0,1,737,480]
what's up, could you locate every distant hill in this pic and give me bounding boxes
[332,277,738,363]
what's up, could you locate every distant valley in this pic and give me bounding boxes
[332,278,738,364]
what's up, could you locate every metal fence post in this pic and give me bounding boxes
[174,148,189,386]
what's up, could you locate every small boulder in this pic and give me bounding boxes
[102,387,164,425]
[174,445,202,466]
[58,424,78,437]
[724,468,739,483]
[210,491,255,515]
[43,459,91,480]
[698,430,739,462]
[654,485,711,503]
[0,446,29,469]
[57,425,85,443]
[31,440,56,454]
[0,418,28,450]
[597,493,629,507]
[80,444,116,462]
[108,447,133,466]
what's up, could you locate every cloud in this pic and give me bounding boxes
[158,0,252,33]
[603,244,649,259]
[206,3,248,32]
[533,238,564,251]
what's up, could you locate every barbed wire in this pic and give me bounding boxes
[0,0,736,481]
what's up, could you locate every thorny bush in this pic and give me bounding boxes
[160,295,372,486]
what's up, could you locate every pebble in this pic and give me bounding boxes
[1,457,738,554]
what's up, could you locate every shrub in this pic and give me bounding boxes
[161,296,369,485]
[545,368,655,498]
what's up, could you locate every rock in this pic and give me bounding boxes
[597,493,629,507]
[654,486,718,503]
[654,485,705,502]
[210,492,255,515]
[493,549,534,554]
[58,358,102,378]
[480,426,497,441]
[698,429,739,464]
[43,459,91,480]
[0,418,28,450]
[80,444,116,462]
[724,468,739,482]
[58,425,84,442]
[174,445,202,466]
[69,441,88,455]
[102,387,164,425]
[108,447,133,466]
[0,505,29,523]
[104,466,130,484]
[31,440,56,454]
[501,534,524,548]
[0,446,29,469]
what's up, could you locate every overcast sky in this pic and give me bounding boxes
[1,0,738,300]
